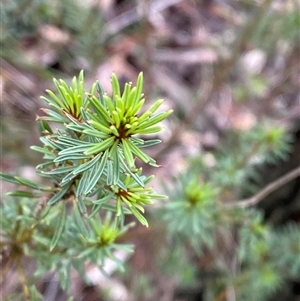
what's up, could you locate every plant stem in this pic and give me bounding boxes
[225,166,300,208]
[16,257,30,301]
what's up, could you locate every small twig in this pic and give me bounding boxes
[16,258,30,301]
[225,166,300,208]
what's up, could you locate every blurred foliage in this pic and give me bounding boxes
[1,0,105,72]
[158,121,299,301]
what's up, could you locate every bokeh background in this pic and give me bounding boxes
[1,0,299,300]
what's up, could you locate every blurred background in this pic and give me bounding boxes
[1,0,299,300]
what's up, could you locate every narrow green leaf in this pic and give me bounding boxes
[58,86,74,115]
[40,94,60,110]
[121,195,133,207]
[148,98,164,114]
[111,143,120,185]
[56,136,90,146]
[110,125,120,137]
[130,137,144,144]
[77,195,87,215]
[119,158,145,187]
[137,139,162,148]
[85,150,108,194]
[73,202,89,238]
[112,110,121,128]
[122,82,131,110]
[116,198,122,216]
[93,192,114,205]
[122,138,135,168]
[54,153,91,163]
[45,88,66,109]
[130,206,148,227]
[72,78,81,110]
[103,94,115,113]
[116,179,128,191]
[111,73,121,98]
[127,139,154,164]
[66,124,89,133]
[127,87,136,110]
[83,128,108,139]
[50,202,66,251]
[58,143,95,155]
[84,108,105,125]
[78,246,97,259]
[0,172,21,185]
[138,110,173,129]
[136,125,162,135]
[106,159,113,185]
[115,95,125,117]
[37,120,53,135]
[76,170,90,199]
[53,81,69,108]
[30,145,53,155]
[96,82,105,105]
[36,161,55,171]
[84,136,115,155]
[48,183,72,205]
[89,204,103,218]
[60,170,79,185]
[127,98,145,117]
[124,122,140,135]
[72,153,102,175]
[137,110,151,123]
[133,72,143,106]
[52,140,76,150]
[147,193,168,200]
[87,93,109,120]
[41,108,67,122]
[14,177,44,190]
[58,260,71,292]
[79,70,84,89]
[40,137,62,150]
[6,190,38,198]
[80,107,89,121]
[88,120,112,134]
[42,166,75,175]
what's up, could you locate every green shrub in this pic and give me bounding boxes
[0,71,172,300]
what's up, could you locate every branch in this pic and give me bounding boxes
[225,166,300,208]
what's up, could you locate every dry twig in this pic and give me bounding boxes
[225,166,300,208]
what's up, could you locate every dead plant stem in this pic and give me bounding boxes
[225,166,300,208]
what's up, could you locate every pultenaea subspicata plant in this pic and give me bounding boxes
[34,70,172,228]
[0,71,172,298]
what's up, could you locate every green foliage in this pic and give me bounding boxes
[159,241,198,286]
[0,72,171,299]
[251,6,299,52]
[235,210,300,301]
[1,0,105,70]
[158,119,299,300]
[1,0,56,40]
[163,175,218,251]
